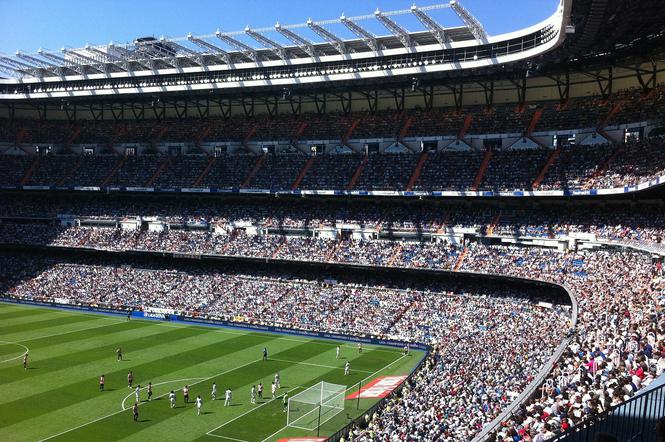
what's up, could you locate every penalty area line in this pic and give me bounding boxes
[206,386,303,439]
[120,377,206,411]
[270,357,373,373]
[205,435,250,441]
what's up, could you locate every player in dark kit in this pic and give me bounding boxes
[99,374,105,391]
[147,382,153,401]
[262,347,268,361]
[23,352,28,369]
[127,371,134,388]
[132,402,139,422]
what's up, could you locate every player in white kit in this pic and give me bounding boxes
[250,385,257,404]
[224,388,232,406]
[344,361,350,375]
[196,395,203,415]
[169,390,176,408]
[211,382,217,400]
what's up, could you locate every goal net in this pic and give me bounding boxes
[287,382,346,430]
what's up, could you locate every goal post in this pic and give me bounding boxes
[287,382,346,431]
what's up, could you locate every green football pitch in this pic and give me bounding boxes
[0,302,423,442]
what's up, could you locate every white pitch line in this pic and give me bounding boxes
[39,357,267,442]
[270,358,373,373]
[205,435,250,442]
[120,377,206,411]
[260,354,408,442]
[0,341,29,364]
[206,386,303,438]
[15,318,127,343]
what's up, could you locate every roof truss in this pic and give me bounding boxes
[245,27,287,59]
[307,19,346,54]
[340,15,378,52]
[374,10,411,49]
[411,5,449,46]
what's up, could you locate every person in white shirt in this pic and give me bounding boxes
[169,390,176,408]
[271,381,276,399]
[135,385,141,402]
[274,372,280,389]
[211,382,217,401]
[344,361,350,375]
[251,385,257,404]
[336,345,340,359]
[224,388,232,406]
[196,395,203,415]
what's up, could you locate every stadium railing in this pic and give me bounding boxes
[545,381,665,442]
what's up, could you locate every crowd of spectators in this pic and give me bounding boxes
[2,82,664,192]
[0,251,569,441]
[1,196,665,440]
[1,137,663,191]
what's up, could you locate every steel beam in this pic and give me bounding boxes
[215,31,257,61]
[85,45,131,72]
[275,23,316,57]
[307,19,346,54]
[411,5,449,46]
[38,49,86,74]
[374,10,411,48]
[449,0,488,43]
[340,15,377,52]
[62,48,107,73]
[16,51,64,76]
[245,27,287,59]
[187,34,231,65]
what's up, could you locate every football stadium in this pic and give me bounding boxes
[1,0,665,441]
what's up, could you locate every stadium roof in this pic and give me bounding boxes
[0,2,490,80]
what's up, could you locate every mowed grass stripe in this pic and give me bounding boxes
[50,341,334,442]
[10,320,150,350]
[0,325,225,408]
[0,313,102,336]
[80,345,394,442]
[30,335,297,442]
[0,343,28,358]
[214,347,396,442]
[0,304,425,442]
[0,325,201,379]
[0,318,125,345]
[0,305,61,321]
[0,324,226,401]
[2,331,283,442]
[0,310,82,329]
[15,318,137,343]
[0,330,278,429]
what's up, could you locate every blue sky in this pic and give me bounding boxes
[0,0,559,54]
